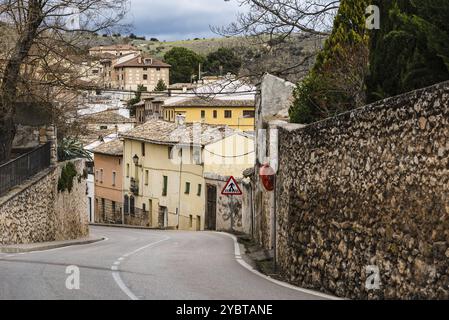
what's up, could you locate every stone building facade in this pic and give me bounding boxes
[275,81,449,299]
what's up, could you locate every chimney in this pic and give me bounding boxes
[175,114,186,127]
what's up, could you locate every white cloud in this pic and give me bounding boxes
[127,0,245,40]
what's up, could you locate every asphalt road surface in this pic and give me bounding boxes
[0,226,331,300]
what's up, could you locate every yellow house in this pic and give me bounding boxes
[163,98,255,132]
[120,118,252,231]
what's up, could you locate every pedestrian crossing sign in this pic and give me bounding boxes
[221,176,243,196]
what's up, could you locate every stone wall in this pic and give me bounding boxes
[0,159,89,245]
[276,81,449,299]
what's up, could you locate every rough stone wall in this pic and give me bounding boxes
[276,81,449,299]
[124,210,151,227]
[0,159,89,245]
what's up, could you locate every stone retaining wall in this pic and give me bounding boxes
[276,81,449,299]
[0,159,89,245]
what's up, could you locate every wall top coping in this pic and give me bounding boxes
[0,166,56,207]
[277,80,449,134]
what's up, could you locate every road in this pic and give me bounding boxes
[0,226,330,300]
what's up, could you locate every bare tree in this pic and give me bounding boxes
[0,0,129,162]
[212,0,340,82]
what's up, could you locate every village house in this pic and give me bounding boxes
[119,116,254,230]
[113,55,170,92]
[92,139,124,224]
[162,98,255,132]
[134,95,167,124]
[80,109,136,134]
[88,44,141,57]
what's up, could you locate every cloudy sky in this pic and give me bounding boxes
[127,0,246,41]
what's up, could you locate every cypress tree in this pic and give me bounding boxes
[290,0,369,124]
[367,0,449,102]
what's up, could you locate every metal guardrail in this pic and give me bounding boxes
[0,142,51,197]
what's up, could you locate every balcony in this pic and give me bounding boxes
[130,177,139,195]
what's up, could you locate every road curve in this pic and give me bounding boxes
[0,226,329,300]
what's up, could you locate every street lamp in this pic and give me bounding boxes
[133,154,139,166]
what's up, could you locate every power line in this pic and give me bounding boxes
[203,148,255,158]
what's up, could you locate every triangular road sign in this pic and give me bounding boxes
[221,176,243,196]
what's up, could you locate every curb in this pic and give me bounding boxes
[219,232,342,300]
[90,223,172,231]
[0,237,105,253]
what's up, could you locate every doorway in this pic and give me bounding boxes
[158,206,168,228]
[205,184,217,230]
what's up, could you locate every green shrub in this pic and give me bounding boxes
[58,162,78,193]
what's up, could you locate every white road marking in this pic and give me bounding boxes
[111,237,170,300]
[219,232,342,301]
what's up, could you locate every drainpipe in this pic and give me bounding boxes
[177,147,183,229]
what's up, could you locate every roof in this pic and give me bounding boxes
[81,110,135,124]
[133,100,145,107]
[114,56,170,69]
[164,98,255,108]
[120,120,235,146]
[169,83,198,90]
[90,44,139,52]
[92,139,123,156]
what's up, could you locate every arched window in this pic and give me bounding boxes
[130,196,135,215]
[124,195,129,215]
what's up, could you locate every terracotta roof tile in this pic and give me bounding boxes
[114,56,170,68]
[120,120,235,146]
[92,139,123,156]
[81,110,135,124]
[164,98,255,108]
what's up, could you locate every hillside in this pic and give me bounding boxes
[86,34,325,83]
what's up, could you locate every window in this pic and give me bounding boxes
[130,196,135,215]
[156,67,161,71]
[189,215,193,228]
[213,110,218,119]
[100,125,108,130]
[112,201,116,213]
[168,146,173,159]
[124,195,129,214]
[197,184,202,196]
[193,147,202,165]
[126,164,130,177]
[86,162,94,175]
[95,170,99,182]
[142,203,146,213]
[100,169,104,183]
[112,172,116,186]
[162,176,168,196]
[201,110,206,119]
[101,198,105,216]
[143,74,148,80]
[224,110,232,118]
[185,182,191,194]
[243,110,255,118]
[145,170,149,185]
[143,67,148,71]
[141,142,146,157]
